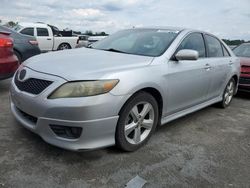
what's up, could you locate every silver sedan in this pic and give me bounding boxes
[10,27,240,151]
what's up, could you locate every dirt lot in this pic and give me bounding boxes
[0,78,250,188]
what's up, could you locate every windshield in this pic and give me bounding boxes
[91,29,180,57]
[233,43,250,58]
[13,24,23,32]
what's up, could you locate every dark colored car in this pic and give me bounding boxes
[0,26,41,63]
[233,43,250,92]
[0,31,19,80]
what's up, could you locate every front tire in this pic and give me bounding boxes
[115,92,159,152]
[219,78,236,108]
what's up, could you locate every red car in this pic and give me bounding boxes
[233,43,250,92]
[0,31,19,80]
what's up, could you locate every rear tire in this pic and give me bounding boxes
[115,92,159,152]
[57,43,71,50]
[218,78,236,108]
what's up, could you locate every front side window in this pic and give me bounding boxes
[37,28,49,36]
[20,28,34,36]
[92,29,179,57]
[233,43,250,58]
[177,33,206,58]
[205,35,223,57]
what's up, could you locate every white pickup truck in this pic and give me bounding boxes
[14,22,80,52]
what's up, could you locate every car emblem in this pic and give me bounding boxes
[19,69,26,81]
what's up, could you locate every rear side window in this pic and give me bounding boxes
[20,28,34,36]
[205,35,223,57]
[177,33,206,58]
[222,45,230,57]
[37,28,49,36]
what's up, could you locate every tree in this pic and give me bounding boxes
[85,30,93,36]
[4,21,18,28]
[222,39,245,46]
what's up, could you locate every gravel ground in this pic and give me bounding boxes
[0,79,250,188]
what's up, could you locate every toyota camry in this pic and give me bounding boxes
[10,27,240,151]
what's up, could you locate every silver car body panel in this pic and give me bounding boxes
[10,27,240,150]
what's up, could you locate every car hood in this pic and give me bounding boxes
[239,57,250,66]
[24,48,154,80]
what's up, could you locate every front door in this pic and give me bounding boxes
[35,27,53,51]
[164,32,212,115]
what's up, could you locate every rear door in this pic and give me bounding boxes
[204,34,231,99]
[166,32,212,114]
[35,27,53,51]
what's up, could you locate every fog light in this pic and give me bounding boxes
[50,125,82,139]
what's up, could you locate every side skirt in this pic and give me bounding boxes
[161,96,222,125]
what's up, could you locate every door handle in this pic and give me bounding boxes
[47,38,52,40]
[229,61,234,66]
[204,64,212,70]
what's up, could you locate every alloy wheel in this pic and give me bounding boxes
[224,80,235,105]
[124,102,155,145]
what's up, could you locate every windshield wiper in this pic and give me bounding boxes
[103,48,127,54]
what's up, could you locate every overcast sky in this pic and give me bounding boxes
[1,0,250,40]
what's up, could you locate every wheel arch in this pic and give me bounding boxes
[232,74,239,95]
[232,74,238,83]
[118,87,164,124]
[13,48,22,62]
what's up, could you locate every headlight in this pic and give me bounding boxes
[48,80,119,99]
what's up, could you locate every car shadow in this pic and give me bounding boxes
[236,91,250,99]
[0,78,11,91]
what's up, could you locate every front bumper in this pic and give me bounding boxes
[11,102,119,151]
[10,68,130,151]
[238,77,250,92]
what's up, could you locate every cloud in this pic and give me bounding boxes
[0,0,250,40]
[71,8,103,18]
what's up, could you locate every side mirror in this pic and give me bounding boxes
[175,49,199,61]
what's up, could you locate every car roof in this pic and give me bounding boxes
[18,22,48,28]
[0,25,37,41]
[136,26,186,31]
[134,26,215,36]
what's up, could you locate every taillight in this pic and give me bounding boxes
[0,38,13,47]
[29,40,38,45]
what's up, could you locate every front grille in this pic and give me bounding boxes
[17,108,38,124]
[15,74,53,95]
[239,77,250,85]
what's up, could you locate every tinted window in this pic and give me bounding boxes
[233,43,250,58]
[20,28,34,36]
[222,45,230,57]
[92,29,179,57]
[205,35,223,57]
[177,33,206,57]
[37,28,49,36]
